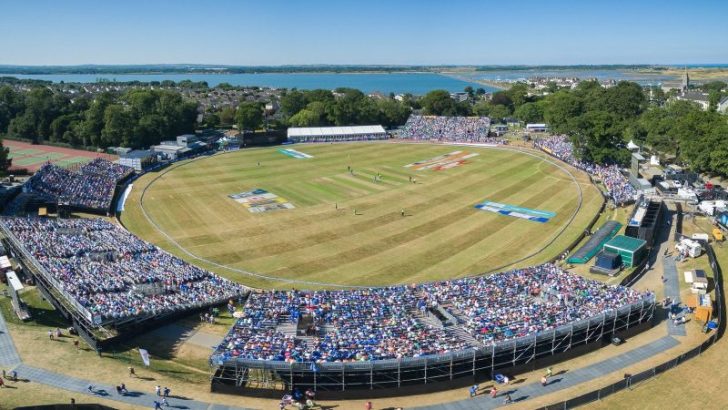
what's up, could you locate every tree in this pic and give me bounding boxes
[280,90,307,117]
[0,139,11,176]
[708,90,722,111]
[514,102,544,123]
[464,86,474,99]
[218,106,236,126]
[543,91,584,134]
[420,90,458,116]
[201,111,220,128]
[80,92,115,146]
[570,110,628,165]
[101,104,132,147]
[488,104,510,122]
[329,89,368,125]
[503,83,529,108]
[490,92,514,110]
[377,98,410,128]
[596,81,646,120]
[288,109,321,127]
[235,102,264,131]
[49,113,79,143]
[0,86,24,134]
[472,101,491,117]
[701,81,727,94]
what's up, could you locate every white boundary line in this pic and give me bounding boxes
[132,143,585,289]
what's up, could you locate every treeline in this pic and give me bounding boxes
[0,86,197,149]
[248,88,412,130]
[471,79,728,176]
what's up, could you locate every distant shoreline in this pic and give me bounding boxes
[1,64,727,76]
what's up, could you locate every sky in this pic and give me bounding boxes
[0,0,727,66]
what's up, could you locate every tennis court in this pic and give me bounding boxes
[5,139,117,172]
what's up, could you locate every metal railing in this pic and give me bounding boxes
[210,298,655,393]
[540,240,724,409]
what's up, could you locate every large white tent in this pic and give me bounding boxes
[287,125,387,142]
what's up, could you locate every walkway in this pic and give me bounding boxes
[0,308,250,410]
[663,255,687,336]
[10,364,243,410]
[0,305,21,367]
[415,336,680,410]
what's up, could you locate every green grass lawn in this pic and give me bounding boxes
[121,143,602,289]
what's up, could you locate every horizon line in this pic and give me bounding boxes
[1,63,728,68]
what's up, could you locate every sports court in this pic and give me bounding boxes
[5,139,116,172]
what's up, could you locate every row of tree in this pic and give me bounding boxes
[0,86,198,149]
[1,79,727,177]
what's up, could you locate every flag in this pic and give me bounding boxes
[139,348,151,366]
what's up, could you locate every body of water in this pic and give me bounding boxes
[4,72,492,95]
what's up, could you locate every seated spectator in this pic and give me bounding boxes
[213,263,652,363]
[398,115,505,145]
[1,217,245,323]
[534,135,637,206]
[24,159,134,212]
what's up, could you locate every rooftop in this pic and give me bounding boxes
[605,235,647,252]
[288,125,386,138]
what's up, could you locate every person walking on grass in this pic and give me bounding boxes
[469,384,478,398]
[128,366,136,378]
[546,367,553,377]
[541,375,548,386]
[155,385,161,396]
[490,385,498,398]
[401,208,405,217]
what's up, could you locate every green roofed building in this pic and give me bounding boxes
[603,235,647,268]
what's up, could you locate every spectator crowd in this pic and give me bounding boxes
[24,159,134,212]
[214,264,651,364]
[398,115,504,144]
[534,135,637,206]
[1,217,245,323]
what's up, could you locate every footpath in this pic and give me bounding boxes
[0,308,248,410]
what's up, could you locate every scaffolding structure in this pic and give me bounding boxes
[210,297,655,397]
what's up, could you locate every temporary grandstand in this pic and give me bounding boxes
[397,115,497,144]
[568,221,622,264]
[210,265,655,398]
[0,217,245,347]
[21,158,134,214]
[287,125,387,143]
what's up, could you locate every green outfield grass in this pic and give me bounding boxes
[121,143,602,289]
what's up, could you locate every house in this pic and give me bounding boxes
[718,96,728,113]
[675,91,710,110]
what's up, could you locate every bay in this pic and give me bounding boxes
[3,72,491,95]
